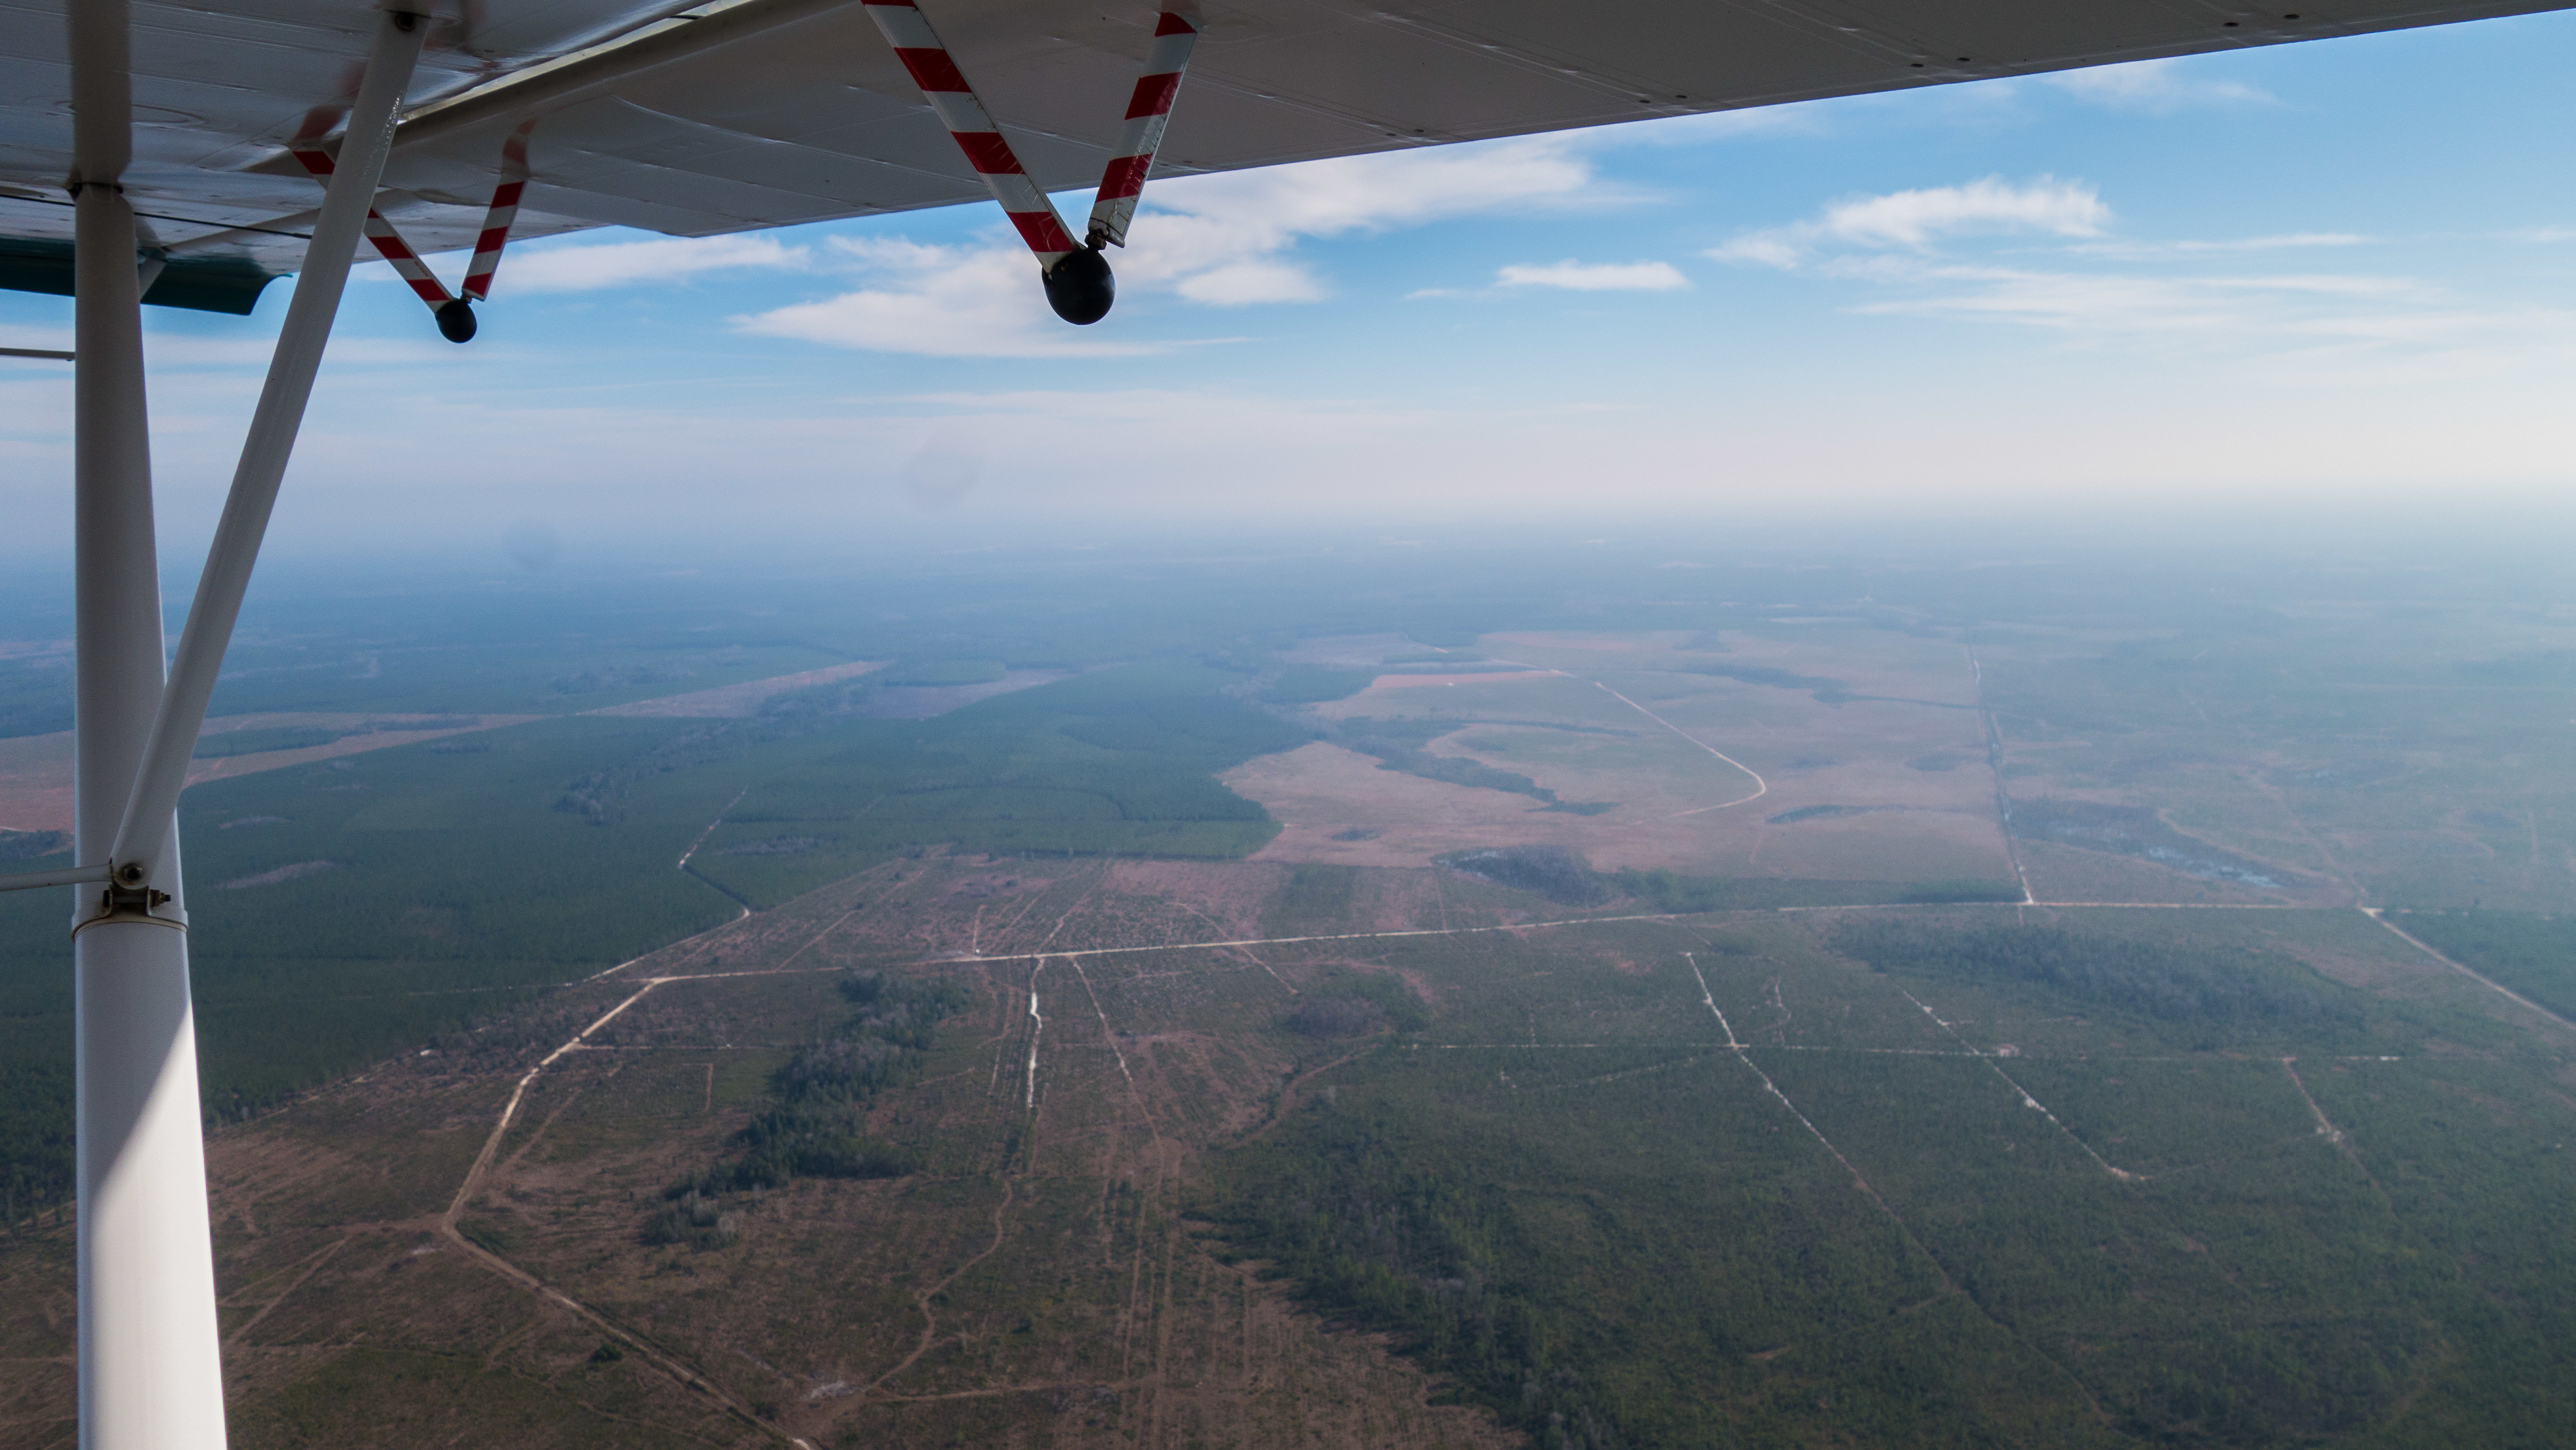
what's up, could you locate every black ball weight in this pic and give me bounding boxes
[1042,248,1114,326]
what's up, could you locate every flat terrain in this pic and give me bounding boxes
[7,541,2576,1447]
[0,712,541,834]
[1231,630,2010,883]
[9,851,2571,1448]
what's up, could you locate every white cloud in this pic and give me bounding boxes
[1817,176,2109,248]
[734,135,1614,354]
[1823,254,2576,384]
[2073,232,2370,259]
[499,234,809,294]
[1497,260,1689,291]
[1118,135,1608,301]
[1174,260,1327,306]
[1697,177,2569,382]
[1710,176,2108,266]
[736,238,1154,359]
[0,317,512,372]
[2043,59,2275,112]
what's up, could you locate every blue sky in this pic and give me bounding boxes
[3,9,2575,559]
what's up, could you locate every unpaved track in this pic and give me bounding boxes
[436,975,805,1446]
[1893,985,2135,1181]
[2367,908,2575,1033]
[1583,680,1767,816]
[387,872,2536,1450]
[1685,944,2116,1427]
[1966,648,2036,905]
[1480,657,1769,816]
[865,1177,1018,1399]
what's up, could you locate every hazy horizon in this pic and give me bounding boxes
[5,11,2576,558]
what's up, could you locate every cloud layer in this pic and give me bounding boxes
[732,136,1612,355]
[1704,176,2576,386]
[1497,260,1688,291]
[740,238,1155,359]
[2042,58,2275,112]
[503,235,809,294]
[1712,176,2109,266]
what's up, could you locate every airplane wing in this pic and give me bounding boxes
[0,0,2569,312]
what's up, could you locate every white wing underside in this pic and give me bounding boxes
[0,0,2567,278]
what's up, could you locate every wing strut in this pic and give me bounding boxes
[461,121,539,305]
[67,12,429,1444]
[1085,8,1199,251]
[288,117,537,342]
[103,13,427,916]
[861,0,1200,325]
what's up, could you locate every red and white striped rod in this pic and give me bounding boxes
[1086,8,1198,250]
[462,120,536,302]
[288,110,535,313]
[289,106,454,310]
[860,0,1079,271]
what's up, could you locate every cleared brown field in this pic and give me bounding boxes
[0,855,1524,1450]
[1232,629,2012,884]
[0,660,911,837]
[585,659,887,717]
[0,713,539,835]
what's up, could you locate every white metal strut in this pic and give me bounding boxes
[64,8,429,1448]
[107,12,427,893]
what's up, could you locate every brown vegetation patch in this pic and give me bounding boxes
[0,856,1537,1450]
[943,870,1053,901]
[584,659,887,717]
[1226,736,2012,886]
[1357,670,1547,692]
[0,713,543,834]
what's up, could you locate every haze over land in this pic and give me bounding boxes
[1,519,2572,1448]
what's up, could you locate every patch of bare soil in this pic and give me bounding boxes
[0,714,544,834]
[845,669,1073,720]
[0,729,72,835]
[585,660,887,717]
[1278,633,1427,666]
[0,856,1524,1450]
[1352,671,1547,692]
[1485,631,1659,655]
[1101,860,1282,941]
[944,870,1055,902]
[1227,739,2012,885]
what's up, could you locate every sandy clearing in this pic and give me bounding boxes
[1356,671,1546,692]
[849,668,1071,719]
[0,658,914,834]
[1279,632,1427,666]
[1485,631,1666,654]
[1225,741,2005,878]
[0,728,71,835]
[1236,634,2013,883]
[1482,628,1981,710]
[0,713,543,834]
[585,658,886,717]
